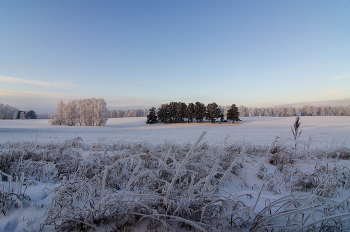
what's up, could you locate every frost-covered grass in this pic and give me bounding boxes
[0,116,348,231]
[0,116,349,231]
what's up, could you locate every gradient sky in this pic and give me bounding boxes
[1,0,349,114]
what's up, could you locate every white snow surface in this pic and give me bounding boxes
[1,116,349,148]
[0,116,349,232]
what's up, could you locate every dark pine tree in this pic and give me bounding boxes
[194,102,206,122]
[205,102,221,123]
[226,104,241,123]
[168,102,177,123]
[157,104,170,123]
[187,103,195,123]
[25,110,37,119]
[146,107,157,124]
[175,102,187,123]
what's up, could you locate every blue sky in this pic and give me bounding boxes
[1,0,349,113]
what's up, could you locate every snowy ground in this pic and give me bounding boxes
[0,116,349,232]
[1,116,349,148]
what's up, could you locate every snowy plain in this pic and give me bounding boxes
[0,116,349,232]
[1,116,349,148]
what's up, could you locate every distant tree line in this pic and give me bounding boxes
[238,104,350,117]
[107,108,148,118]
[0,103,37,120]
[3,102,349,122]
[36,113,50,119]
[16,110,37,119]
[146,102,240,124]
[50,98,108,126]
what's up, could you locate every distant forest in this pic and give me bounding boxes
[0,103,37,119]
[107,108,148,118]
[1,103,350,120]
[238,104,350,117]
[99,104,350,119]
[146,104,350,124]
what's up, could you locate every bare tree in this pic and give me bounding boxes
[50,98,108,126]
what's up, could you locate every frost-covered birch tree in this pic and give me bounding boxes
[94,98,108,126]
[0,103,18,119]
[50,98,108,126]
[64,100,78,126]
[49,100,65,125]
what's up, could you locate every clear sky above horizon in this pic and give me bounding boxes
[1,0,349,114]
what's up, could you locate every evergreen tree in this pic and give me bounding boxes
[187,103,195,123]
[157,104,170,123]
[194,102,206,122]
[175,102,187,123]
[226,104,241,123]
[25,110,37,119]
[168,102,177,123]
[146,107,157,124]
[205,102,221,123]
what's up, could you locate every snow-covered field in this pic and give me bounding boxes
[0,116,349,232]
[1,116,349,148]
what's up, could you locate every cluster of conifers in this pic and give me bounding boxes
[146,102,240,124]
